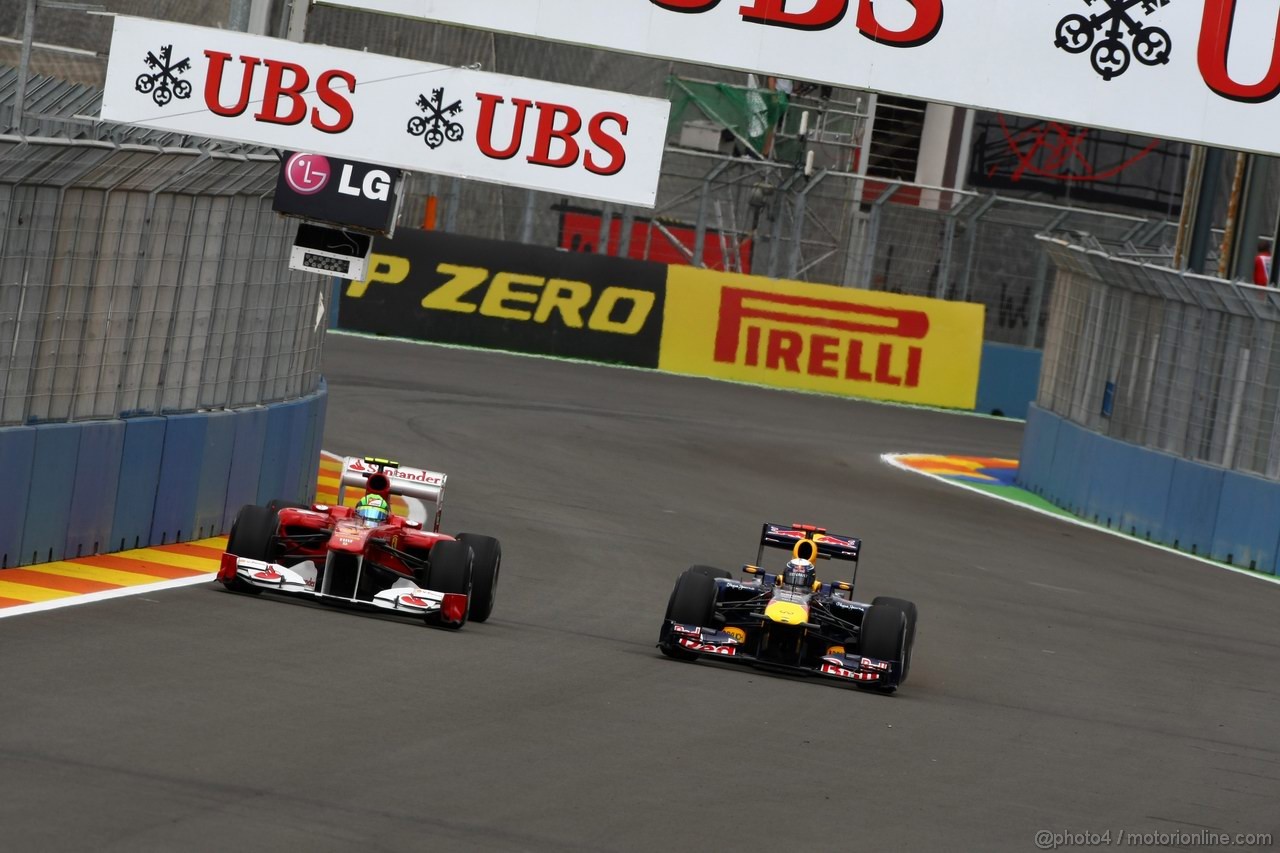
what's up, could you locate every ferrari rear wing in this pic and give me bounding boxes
[757,522,861,564]
[338,456,447,531]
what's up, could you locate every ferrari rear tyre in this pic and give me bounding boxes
[455,534,501,623]
[424,540,473,630]
[688,565,731,580]
[871,596,918,682]
[660,569,718,661]
[858,604,907,693]
[223,504,276,594]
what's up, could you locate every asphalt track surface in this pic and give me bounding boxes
[3,334,1278,853]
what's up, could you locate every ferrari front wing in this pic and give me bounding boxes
[219,555,468,624]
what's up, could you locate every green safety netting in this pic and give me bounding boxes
[666,76,790,157]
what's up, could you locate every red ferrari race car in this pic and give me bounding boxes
[218,457,501,629]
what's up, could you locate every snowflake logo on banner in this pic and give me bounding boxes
[134,44,193,107]
[407,89,465,149]
[1054,0,1173,82]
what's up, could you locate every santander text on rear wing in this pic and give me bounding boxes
[339,456,447,531]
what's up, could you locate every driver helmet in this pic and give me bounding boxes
[782,557,816,592]
[354,494,390,527]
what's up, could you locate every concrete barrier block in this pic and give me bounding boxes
[224,406,268,525]
[975,343,1041,419]
[193,410,236,539]
[110,417,167,552]
[1118,448,1175,544]
[20,423,82,565]
[1016,404,1059,496]
[1046,418,1088,513]
[1210,471,1280,575]
[1080,432,1133,530]
[64,420,126,559]
[297,381,328,504]
[149,413,207,545]
[0,426,37,568]
[1164,459,1225,558]
[258,399,305,506]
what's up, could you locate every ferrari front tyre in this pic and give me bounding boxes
[424,539,473,630]
[455,533,500,623]
[223,504,277,594]
[858,604,907,693]
[660,569,718,661]
[871,596,918,682]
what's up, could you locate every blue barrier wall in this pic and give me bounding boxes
[0,427,37,568]
[150,413,209,546]
[20,423,82,565]
[65,421,126,560]
[110,417,167,553]
[975,343,1042,420]
[224,406,268,525]
[0,382,326,567]
[1017,404,1279,575]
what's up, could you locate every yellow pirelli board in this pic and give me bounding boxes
[658,268,984,409]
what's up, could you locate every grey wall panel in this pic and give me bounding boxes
[1,139,323,426]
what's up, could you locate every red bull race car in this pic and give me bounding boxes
[218,457,501,630]
[657,522,918,692]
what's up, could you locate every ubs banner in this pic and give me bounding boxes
[101,17,669,206]
[340,230,667,367]
[321,0,1280,157]
[659,268,983,409]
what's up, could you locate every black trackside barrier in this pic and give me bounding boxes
[338,228,667,368]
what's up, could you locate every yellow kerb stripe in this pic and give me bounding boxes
[0,580,78,602]
[115,549,221,571]
[32,561,185,587]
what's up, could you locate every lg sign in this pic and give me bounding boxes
[284,153,329,195]
[274,153,401,232]
[102,17,669,206]
[284,153,393,201]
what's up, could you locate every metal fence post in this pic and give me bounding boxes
[765,173,801,279]
[956,194,998,303]
[596,203,613,255]
[857,183,897,288]
[693,160,730,268]
[1025,211,1071,348]
[519,189,536,245]
[787,170,826,280]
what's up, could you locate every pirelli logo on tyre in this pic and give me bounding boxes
[339,228,666,367]
[659,268,983,409]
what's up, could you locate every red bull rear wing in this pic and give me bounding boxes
[757,522,861,563]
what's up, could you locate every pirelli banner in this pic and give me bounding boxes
[340,229,666,367]
[340,229,982,408]
[659,268,983,409]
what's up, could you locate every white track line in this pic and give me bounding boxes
[881,452,1280,587]
[0,574,215,620]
